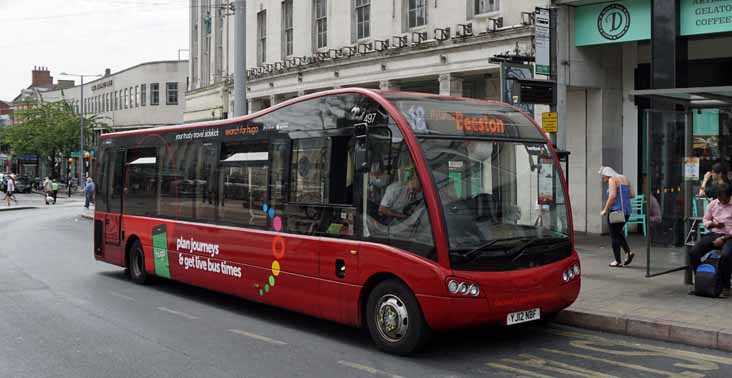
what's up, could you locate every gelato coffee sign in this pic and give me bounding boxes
[575,0,650,46]
[597,4,631,40]
[681,0,732,36]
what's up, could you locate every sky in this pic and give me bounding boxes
[0,0,189,101]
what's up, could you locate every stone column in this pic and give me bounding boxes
[439,73,463,96]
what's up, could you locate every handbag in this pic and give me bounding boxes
[608,190,626,224]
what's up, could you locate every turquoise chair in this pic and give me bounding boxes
[692,196,710,235]
[624,194,646,237]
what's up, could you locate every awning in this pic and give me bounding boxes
[631,86,732,108]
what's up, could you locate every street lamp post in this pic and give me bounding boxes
[60,72,101,189]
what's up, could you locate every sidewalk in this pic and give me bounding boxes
[556,232,732,352]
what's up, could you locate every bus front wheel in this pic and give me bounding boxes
[366,279,431,355]
[128,240,150,285]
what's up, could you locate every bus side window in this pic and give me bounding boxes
[218,141,270,228]
[363,122,436,261]
[124,148,158,217]
[286,136,356,237]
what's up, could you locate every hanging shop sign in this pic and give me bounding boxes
[575,0,651,46]
[681,0,732,36]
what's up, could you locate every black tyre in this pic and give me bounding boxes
[366,279,431,355]
[128,240,150,284]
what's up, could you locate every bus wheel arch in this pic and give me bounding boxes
[125,235,150,284]
[360,274,431,355]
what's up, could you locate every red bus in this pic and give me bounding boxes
[93,89,580,355]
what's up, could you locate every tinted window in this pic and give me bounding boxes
[363,119,436,261]
[124,148,158,217]
[219,142,270,228]
[160,142,199,220]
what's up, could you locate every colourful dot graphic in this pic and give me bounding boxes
[256,203,286,298]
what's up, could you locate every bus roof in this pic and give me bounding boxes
[100,88,544,141]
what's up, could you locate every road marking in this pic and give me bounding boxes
[500,354,620,378]
[108,291,135,301]
[337,360,406,378]
[544,327,732,369]
[228,329,287,346]
[542,348,706,378]
[485,363,557,378]
[156,306,198,320]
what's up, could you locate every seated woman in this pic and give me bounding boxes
[699,162,730,200]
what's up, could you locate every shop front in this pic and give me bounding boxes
[560,0,732,277]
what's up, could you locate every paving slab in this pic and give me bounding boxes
[556,232,732,352]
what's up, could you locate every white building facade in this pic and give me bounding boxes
[42,60,188,131]
[186,0,553,123]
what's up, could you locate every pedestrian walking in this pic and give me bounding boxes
[43,177,52,205]
[51,179,59,204]
[599,166,635,268]
[67,175,73,197]
[84,178,95,209]
[3,174,17,206]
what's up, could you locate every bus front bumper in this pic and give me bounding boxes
[416,277,580,331]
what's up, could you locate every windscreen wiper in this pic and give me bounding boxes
[458,236,528,261]
[509,237,564,262]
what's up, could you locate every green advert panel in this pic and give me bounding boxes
[681,0,732,36]
[575,0,651,46]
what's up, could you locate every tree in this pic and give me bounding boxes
[3,100,102,178]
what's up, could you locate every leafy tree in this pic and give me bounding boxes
[3,100,103,178]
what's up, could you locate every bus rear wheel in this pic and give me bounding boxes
[366,279,431,355]
[128,240,150,285]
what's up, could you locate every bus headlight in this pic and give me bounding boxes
[562,264,581,283]
[468,284,480,296]
[446,278,481,297]
[447,280,459,294]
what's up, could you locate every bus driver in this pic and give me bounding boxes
[378,163,424,222]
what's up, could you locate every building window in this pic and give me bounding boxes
[408,0,426,28]
[141,84,147,106]
[135,86,139,107]
[314,0,327,49]
[355,0,370,39]
[151,83,160,105]
[257,10,267,65]
[124,89,128,109]
[475,0,499,14]
[166,82,178,105]
[282,0,294,58]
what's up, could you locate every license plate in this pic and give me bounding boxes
[506,308,541,325]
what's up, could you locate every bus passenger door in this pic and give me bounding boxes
[318,212,360,325]
[104,148,126,266]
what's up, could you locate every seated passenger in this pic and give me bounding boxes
[689,183,732,297]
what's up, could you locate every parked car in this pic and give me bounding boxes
[13,176,33,193]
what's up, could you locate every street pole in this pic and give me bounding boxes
[61,72,101,188]
[79,75,85,188]
[233,0,247,117]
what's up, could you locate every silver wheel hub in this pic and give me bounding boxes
[375,294,409,343]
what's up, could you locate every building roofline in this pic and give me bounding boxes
[52,60,189,92]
